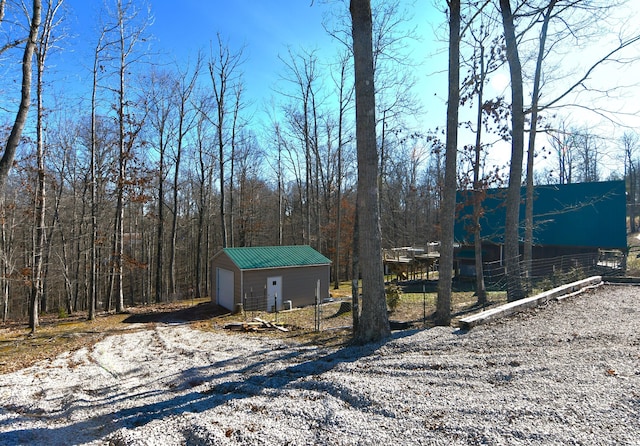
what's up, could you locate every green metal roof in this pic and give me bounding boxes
[454,180,627,249]
[222,245,331,270]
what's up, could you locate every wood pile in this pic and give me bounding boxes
[223,317,289,333]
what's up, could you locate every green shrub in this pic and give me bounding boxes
[536,266,587,292]
[385,284,402,313]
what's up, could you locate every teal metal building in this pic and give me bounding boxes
[453,180,627,276]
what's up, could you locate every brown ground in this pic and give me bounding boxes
[0,300,225,374]
[4,232,639,375]
[0,289,505,375]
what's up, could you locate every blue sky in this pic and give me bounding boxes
[148,0,339,95]
[58,1,456,139]
[56,0,445,122]
[150,0,336,55]
[43,0,640,177]
[8,0,639,176]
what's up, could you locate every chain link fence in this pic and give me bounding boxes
[231,250,627,333]
[486,251,626,295]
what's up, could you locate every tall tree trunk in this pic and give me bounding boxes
[195,188,205,298]
[205,165,214,296]
[209,37,243,249]
[276,126,284,245]
[312,92,321,250]
[88,32,104,321]
[59,214,74,315]
[111,0,149,313]
[36,0,63,318]
[304,93,312,246]
[334,92,344,289]
[0,0,41,196]
[351,0,389,343]
[1,202,10,323]
[213,48,228,249]
[170,64,199,294]
[30,0,54,331]
[30,89,45,332]
[195,116,208,298]
[41,178,63,314]
[74,182,89,313]
[351,206,360,334]
[435,0,461,327]
[42,152,66,314]
[524,1,555,284]
[335,52,352,289]
[170,134,181,296]
[111,2,128,314]
[228,85,242,248]
[500,0,526,301]
[156,138,165,303]
[473,44,486,306]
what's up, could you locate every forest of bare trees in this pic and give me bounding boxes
[1,0,639,335]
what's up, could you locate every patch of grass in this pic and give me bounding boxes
[0,298,211,374]
[0,313,138,374]
[626,233,640,275]
[0,288,509,374]
[329,282,354,299]
[198,303,353,348]
[208,282,508,347]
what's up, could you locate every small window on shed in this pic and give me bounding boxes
[272,280,277,286]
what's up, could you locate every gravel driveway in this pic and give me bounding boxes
[0,284,638,445]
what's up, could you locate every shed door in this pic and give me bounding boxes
[216,268,234,311]
[266,276,282,312]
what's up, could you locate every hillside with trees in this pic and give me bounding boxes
[1,0,639,334]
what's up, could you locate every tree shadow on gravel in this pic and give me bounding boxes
[0,330,419,446]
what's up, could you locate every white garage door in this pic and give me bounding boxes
[216,268,234,311]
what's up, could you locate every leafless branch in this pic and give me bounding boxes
[536,34,640,113]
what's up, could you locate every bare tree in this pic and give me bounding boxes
[622,131,640,232]
[104,0,151,313]
[0,0,18,56]
[29,0,60,332]
[169,60,200,296]
[435,0,461,327]
[208,34,244,249]
[331,50,354,288]
[88,19,117,320]
[278,47,323,248]
[523,1,555,279]
[571,128,601,182]
[548,120,574,184]
[499,0,526,302]
[192,94,216,298]
[460,5,503,306]
[234,131,267,246]
[44,116,80,317]
[371,1,422,207]
[264,109,286,246]
[325,0,422,250]
[0,185,20,323]
[145,68,175,303]
[0,0,41,197]
[351,0,389,342]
